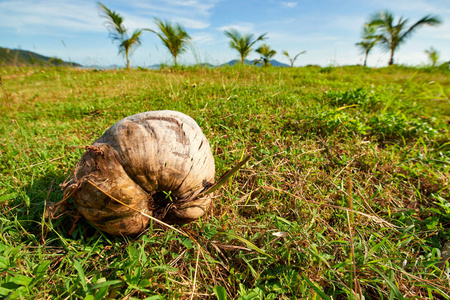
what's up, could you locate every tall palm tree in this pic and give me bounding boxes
[425,47,440,67]
[224,29,267,64]
[282,50,306,67]
[368,10,441,66]
[98,2,142,69]
[255,44,276,66]
[355,23,380,67]
[146,18,191,66]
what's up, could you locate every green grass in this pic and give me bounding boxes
[0,64,449,299]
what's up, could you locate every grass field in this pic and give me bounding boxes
[1,64,450,299]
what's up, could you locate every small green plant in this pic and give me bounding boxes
[367,112,438,140]
[324,87,378,108]
[425,47,440,67]
[319,65,334,73]
[282,50,306,67]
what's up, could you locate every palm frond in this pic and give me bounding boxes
[256,44,276,58]
[355,23,380,54]
[148,18,191,65]
[224,29,245,52]
[255,44,276,66]
[401,15,442,41]
[282,50,306,67]
[119,29,142,56]
[98,2,127,43]
[98,2,143,68]
[224,29,267,63]
[293,50,307,61]
[367,10,441,65]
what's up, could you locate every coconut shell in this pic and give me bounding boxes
[62,110,215,236]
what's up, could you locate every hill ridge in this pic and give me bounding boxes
[0,47,81,67]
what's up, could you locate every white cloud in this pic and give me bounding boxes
[365,0,450,15]
[418,22,450,40]
[118,15,156,32]
[332,15,366,31]
[282,2,298,8]
[219,23,256,34]
[172,17,210,29]
[191,32,215,44]
[269,31,339,43]
[0,0,219,35]
[121,0,219,29]
[0,0,102,33]
[126,0,221,17]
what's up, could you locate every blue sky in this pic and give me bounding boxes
[1,0,449,67]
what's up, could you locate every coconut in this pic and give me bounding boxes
[62,110,215,236]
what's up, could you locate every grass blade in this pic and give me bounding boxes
[213,285,227,300]
[370,266,405,300]
[88,280,122,291]
[301,274,331,300]
[203,155,251,196]
[219,231,273,259]
[73,259,88,293]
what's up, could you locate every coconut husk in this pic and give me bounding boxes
[61,110,215,236]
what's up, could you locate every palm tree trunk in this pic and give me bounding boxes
[388,49,394,66]
[126,51,130,69]
[364,51,368,67]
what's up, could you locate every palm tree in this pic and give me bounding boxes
[224,29,267,64]
[254,44,276,66]
[282,50,306,67]
[368,10,441,66]
[425,47,440,67]
[98,2,142,69]
[355,23,380,67]
[146,18,191,66]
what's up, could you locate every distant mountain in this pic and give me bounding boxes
[269,60,290,67]
[220,59,244,66]
[0,47,82,67]
[220,59,290,67]
[86,64,124,70]
[199,63,214,68]
[148,64,161,70]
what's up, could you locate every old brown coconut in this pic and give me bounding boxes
[62,110,215,236]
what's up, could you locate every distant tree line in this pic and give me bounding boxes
[98,3,442,69]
